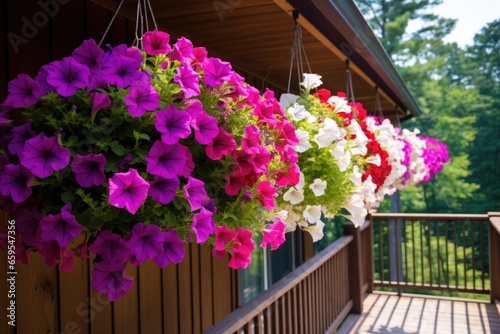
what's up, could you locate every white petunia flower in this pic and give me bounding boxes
[314,128,334,148]
[274,210,288,220]
[349,165,363,186]
[309,178,327,196]
[366,153,381,166]
[287,103,310,121]
[302,204,322,223]
[295,129,311,152]
[304,220,325,242]
[279,93,299,110]
[330,139,347,160]
[327,95,351,114]
[300,73,323,92]
[334,150,351,172]
[283,187,304,204]
[322,118,343,141]
[296,172,305,190]
[343,194,368,227]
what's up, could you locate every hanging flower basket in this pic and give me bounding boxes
[0,30,300,300]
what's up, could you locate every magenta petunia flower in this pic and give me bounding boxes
[4,74,44,108]
[256,180,278,211]
[89,230,131,263]
[148,175,180,204]
[191,207,215,244]
[20,132,70,178]
[0,164,34,203]
[91,261,134,301]
[153,230,187,268]
[241,125,262,153]
[191,111,218,145]
[233,150,255,175]
[183,176,207,211]
[37,240,62,267]
[8,121,36,155]
[205,128,237,160]
[260,219,286,250]
[183,99,204,120]
[39,203,83,247]
[224,171,247,196]
[145,140,186,178]
[127,223,164,265]
[103,55,142,88]
[203,57,232,87]
[155,105,191,144]
[108,168,150,214]
[46,57,90,97]
[89,92,111,114]
[174,63,200,98]
[228,227,255,270]
[59,249,76,272]
[177,144,194,178]
[71,153,107,188]
[143,30,172,56]
[124,81,160,117]
[170,37,195,62]
[214,225,235,252]
[72,39,104,72]
[252,147,271,173]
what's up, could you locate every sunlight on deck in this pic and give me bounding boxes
[343,292,500,334]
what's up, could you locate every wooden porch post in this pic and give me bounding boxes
[488,212,500,303]
[343,222,363,314]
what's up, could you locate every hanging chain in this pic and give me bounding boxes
[98,0,126,46]
[287,10,312,93]
[98,0,158,49]
[345,59,356,102]
[374,87,384,120]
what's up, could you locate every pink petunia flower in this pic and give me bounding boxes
[205,128,237,160]
[256,180,278,211]
[260,219,286,250]
[143,30,172,56]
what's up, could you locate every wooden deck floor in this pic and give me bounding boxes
[341,292,500,334]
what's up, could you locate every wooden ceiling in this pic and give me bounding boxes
[92,0,415,123]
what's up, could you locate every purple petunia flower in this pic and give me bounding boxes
[14,204,43,246]
[148,175,180,204]
[201,198,217,215]
[89,230,131,263]
[89,92,112,114]
[127,223,164,265]
[39,203,83,247]
[191,207,215,244]
[8,121,36,155]
[110,44,143,64]
[124,81,160,117]
[37,240,62,267]
[145,140,186,179]
[143,30,172,56]
[0,163,34,203]
[174,63,200,98]
[203,57,232,87]
[103,55,142,88]
[71,153,107,188]
[155,105,191,144]
[205,128,237,160]
[35,65,56,96]
[4,74,44,108]
[108,168,150,214]
[152,230,187,268]
[72,39,104,72]
[20,132,70,178]
[191,111,218,145]
[46,57,90,97]
[91,261,134,301]
[183,177,207,212]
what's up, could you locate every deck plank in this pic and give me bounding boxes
[346,293,500,334]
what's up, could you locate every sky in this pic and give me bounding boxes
[431,0,500,47]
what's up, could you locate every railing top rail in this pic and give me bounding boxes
[490,216,500,235]
[203,234,354,333]
[370,213,489,220]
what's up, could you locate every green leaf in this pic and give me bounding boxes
[111,144,126,156]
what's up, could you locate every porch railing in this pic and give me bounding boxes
[204,221,373,334]
[371,213,500,301]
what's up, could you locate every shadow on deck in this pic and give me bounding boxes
[340,292,500,334]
